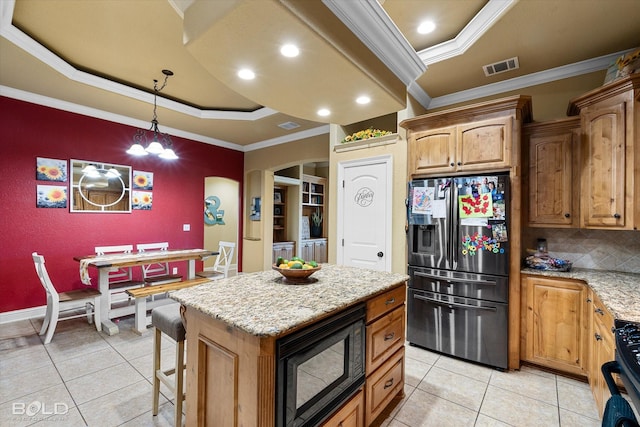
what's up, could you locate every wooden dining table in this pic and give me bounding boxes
[74,248,217,334]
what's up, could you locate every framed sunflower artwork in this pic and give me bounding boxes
[36,157,67,182]
[133,170,153,190]
[37,184,67,208]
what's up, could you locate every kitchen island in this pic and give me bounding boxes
[171,264,409,427]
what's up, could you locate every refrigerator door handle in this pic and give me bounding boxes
[450,182,458,270]
[413,271,497,286]
[413,293,498,312]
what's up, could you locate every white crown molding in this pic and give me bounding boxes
[244,125,330,152]
[428,50,629,109]
[407,81,432,110]
[417,0,518,65]
[322,0,426,86]
[0,85,330,152]
[0,0,276,122]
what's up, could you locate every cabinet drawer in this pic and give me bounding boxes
[366,306,405,375]
[366,285,405,323]
[365,347,404,426]
[321,389,364,427]
[592,294,614,333]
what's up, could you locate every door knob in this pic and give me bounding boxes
[377,251,384,258]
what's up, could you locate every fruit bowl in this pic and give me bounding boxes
[272,264,321,283]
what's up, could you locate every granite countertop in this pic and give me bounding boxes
[171,264,409,337]
[521,268,640,323]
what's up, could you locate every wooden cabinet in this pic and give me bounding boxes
[568,74,640,230]
[272,241,294,264]
[300,238,327,263]
[364,286,405,426]
[520,274,621,417]
[521,275,589,376]
[589,291,616,417]
[409,117,512,175]
[523,118,580,227]
[321,389,364,427]
[401,96,532,177]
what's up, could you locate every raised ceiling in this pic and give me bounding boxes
[1,0,639,151]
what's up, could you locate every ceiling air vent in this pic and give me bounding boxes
[483,56,519,77]
[278,121,300,130]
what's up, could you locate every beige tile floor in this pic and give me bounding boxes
[0,314,604,427]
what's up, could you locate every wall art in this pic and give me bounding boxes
[37,184,67,208]
[133,170,153,190]
[36,157,67,182]
[132,190,152,210]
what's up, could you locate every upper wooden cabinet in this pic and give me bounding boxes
[568,74,640,230]
[523,118,580,227]
[400,96,532,177]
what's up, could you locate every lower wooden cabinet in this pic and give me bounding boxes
[300,238,327,263]
[364,286,406,425]
[365,347,404,426]
[321,389,364,427]
[521,275,589,376]
[589,291,616,417]
[272,241,294,263]
[521,274,620,417]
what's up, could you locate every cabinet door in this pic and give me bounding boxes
[300,240,314,262]
[522,276,588,376]
[320,389,364,427]
[314,239,327,263]
[410,126,457,175]
[457,117,512,171]
[527,130,577,226]
[581,103,627,228]
[589,292,617,417]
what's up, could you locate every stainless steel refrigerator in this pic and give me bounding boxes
[406,174,509,369]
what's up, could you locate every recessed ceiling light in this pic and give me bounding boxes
[280,44,300,58]
[356,96,370,105]
[237,68,255,80]
[317,108,331,117]
[417,20,436,34]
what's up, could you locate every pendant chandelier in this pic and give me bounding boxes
[126,69,178,159]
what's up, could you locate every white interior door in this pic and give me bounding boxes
[337,156,392,271]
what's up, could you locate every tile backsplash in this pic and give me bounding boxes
[522,228,640,273]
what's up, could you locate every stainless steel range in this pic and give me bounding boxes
[601,319,640,426]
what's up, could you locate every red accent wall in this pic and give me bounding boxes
[0,96,244,313]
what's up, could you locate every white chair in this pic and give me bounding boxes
[136,242,182,285]
[32,252,101,344]
[95,244,145,309]
[196,241,236,280]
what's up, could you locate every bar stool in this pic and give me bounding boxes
[151,304,186,426]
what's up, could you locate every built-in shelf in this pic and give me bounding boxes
[333,133,400,153]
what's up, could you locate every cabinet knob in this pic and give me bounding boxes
[457,161,462,166]
[564,213,570,218]
[450,162,455,167]
[377,251,384,258]
[586,298,592,303]
[613,213,621,219]
[595,308,604,316]
[595,333,602,341]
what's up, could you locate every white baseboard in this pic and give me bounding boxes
[0,305,46,325]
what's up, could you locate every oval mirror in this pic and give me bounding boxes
[71,160,131,212]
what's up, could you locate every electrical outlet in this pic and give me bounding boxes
[172,267,178,274]
[183,224,190,231]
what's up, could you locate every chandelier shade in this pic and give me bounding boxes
[127,70,178,159]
